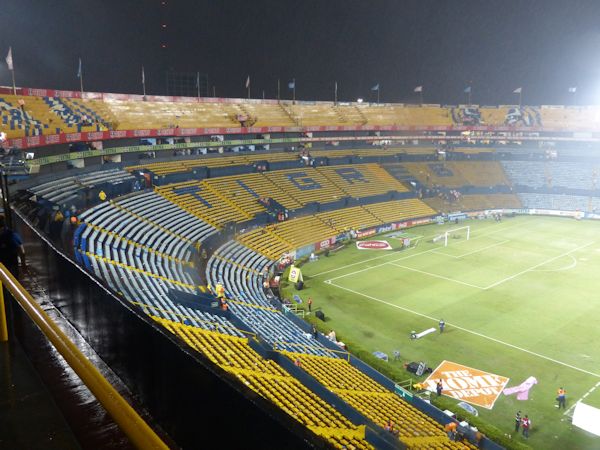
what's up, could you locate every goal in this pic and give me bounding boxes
[434,225,470,246]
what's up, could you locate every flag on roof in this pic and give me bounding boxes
[142,66,145,84]
[288,80,295,89]
[464,86,471,93]
[513,87,522,94]
[5,47,13,71]
[568,87,577,93]
[414,85,423,93]
[77,58,82,79]
[245,75,250,88]
[371,83,380,91]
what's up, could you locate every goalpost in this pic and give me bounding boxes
[433,225,470,246]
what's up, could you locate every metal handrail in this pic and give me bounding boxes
[0,264,169,449]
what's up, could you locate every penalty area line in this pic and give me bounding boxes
[482,241,594,290]
[327,280,600,379]
[387,262,486,290]
[564,381,600,416]
[313,220,524,278]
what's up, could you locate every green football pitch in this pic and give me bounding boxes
[295,215,600,450]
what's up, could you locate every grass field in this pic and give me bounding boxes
[292,215,600,450]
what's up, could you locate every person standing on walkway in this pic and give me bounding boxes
[439,318,445,333]
[0,214,26,279]
[307,297,313,313]
[514,411,522,433]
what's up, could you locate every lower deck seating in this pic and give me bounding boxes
[518,193,600,212]
[155,181,252,227]
[286,353,476,450]
[364,199,436,224]
[424,194,521,213]
[155,318,373,449]
[207,241,333,356]
[75,191,234,332]
[237,199,436,259]
[29,168,136,205]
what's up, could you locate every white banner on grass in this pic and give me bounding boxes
[572,402,600,436]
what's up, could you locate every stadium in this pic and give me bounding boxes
[2,3,600,450]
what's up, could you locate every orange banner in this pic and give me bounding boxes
[423,360,509,410]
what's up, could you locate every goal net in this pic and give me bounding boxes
[433,225,470,247]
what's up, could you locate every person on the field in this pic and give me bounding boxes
[436,379,443,396]
[557,387,566,409]
[521,415,531,438]
[514,411,522,433]
[439,318,445,333]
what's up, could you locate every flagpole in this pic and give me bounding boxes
[196,72,200,99]
[212,86,216,97]
[142,66,146,97]
[468,89,472,106]
[292,79,296,103]
[262,90,265,100]
[79,71,84,96]
[277,79,280,101]
[334,81,338,104]
[247,84,250,99]
[420,90,423,106]
[377,87,380,104]
[11,69,16,96]
[519,91,522,107]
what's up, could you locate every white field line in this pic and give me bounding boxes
[531,255,577,273]
[388,263,486,290]
[325,246,438,283]
[432,239,511,259]
[320,221,523,282]
[328,280,600,379]
[564,381,600,416]
[482,242,594,290]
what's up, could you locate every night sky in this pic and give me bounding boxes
[2,0,600,105]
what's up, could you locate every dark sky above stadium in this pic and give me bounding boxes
[2,0,600,105]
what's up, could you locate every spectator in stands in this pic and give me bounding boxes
[384,419,399,436]
[0,214,26,279]
[475,430,485,448]
[312,324,318,339]
[444,422,457,440]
